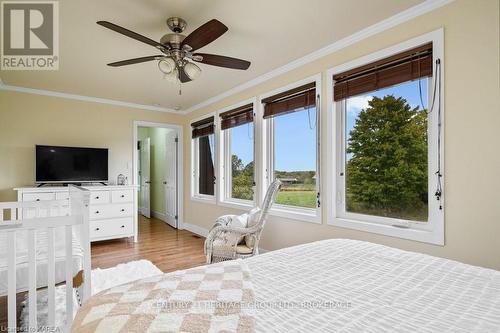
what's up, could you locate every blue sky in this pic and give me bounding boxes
[346,79,428,136]
[231,123,254,165]
[230,79,429,172]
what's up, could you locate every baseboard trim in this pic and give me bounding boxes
[151,210,167,222]
[183,223,209,238]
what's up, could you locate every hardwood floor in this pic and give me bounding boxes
[91,215,207,273]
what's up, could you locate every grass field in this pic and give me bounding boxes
[276,190,316,208]
[346,193,428,222]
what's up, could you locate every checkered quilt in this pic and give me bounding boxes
[72,260,255,333]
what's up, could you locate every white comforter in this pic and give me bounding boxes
[245,239,500,332]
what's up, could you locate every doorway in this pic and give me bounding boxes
[133,122,183,232]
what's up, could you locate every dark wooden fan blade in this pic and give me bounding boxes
[107,56,161,67]
[193,53,250,70]
[178,67,192,83]
[97,21,165,49]
[181,19,228,51]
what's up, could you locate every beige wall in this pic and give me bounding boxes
[0,91,184,202]
[0,0,498,270]
[183,0,500,269]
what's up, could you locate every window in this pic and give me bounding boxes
[264,82,320,212]
[333,41,444,243]
[220,103,255,203]
[192,117,215,198]
[342,81,429,221]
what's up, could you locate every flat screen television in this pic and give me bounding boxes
[35,145,108,184]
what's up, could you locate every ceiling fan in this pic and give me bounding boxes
[96,17,251,84]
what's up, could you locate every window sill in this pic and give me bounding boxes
[269,206,320,224]
[219,199,255,211]
[328,217,444,246]
[191,195,216,205]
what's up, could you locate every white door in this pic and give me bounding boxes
[140,137,151,218]
[164,130,178,228]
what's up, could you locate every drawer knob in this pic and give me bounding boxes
[36,199,40,201]
[95,211,99,214]
[95,196,99,199]
[121,225,125,228]
[120,209,125,212]
[95,227,100,231]
[120,195,125,198]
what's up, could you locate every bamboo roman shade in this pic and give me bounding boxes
[333,43,433,101]
[219,103,254,130]
[262,82,316,119]
[191,116,214,138]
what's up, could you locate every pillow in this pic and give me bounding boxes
[231,213,248,229]
[224,213,249,245]
[245,207,261,248]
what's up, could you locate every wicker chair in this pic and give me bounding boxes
[204,180,282,264]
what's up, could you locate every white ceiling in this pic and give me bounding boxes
[0,0,425,111]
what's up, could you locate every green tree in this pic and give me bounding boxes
[231,155,254,200]
[232,155,244,176]
[346,95,428,217]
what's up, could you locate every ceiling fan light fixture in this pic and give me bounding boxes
[163,67,179,83]
[158,57,176,74]
[184,62,201,80]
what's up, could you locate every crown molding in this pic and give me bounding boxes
[0,82,180,114]
[183,0,454,114]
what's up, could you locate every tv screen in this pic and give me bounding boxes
[36,145,108,183]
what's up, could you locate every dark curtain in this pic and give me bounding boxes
[198,136,214,195]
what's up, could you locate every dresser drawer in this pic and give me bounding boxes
[111,189,134,203]
[89,203,133,220]
[90,218,133,240]
[89,191,110,204]
[23,192,55,202]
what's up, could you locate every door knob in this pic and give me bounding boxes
[145,181,151,184]
[163,181,167,184]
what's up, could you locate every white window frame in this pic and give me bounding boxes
[190,112,217,204]
[260,74,322,223]
[218,98,257,209]
[326,28,444,245]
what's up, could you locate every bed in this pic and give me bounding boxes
[72,239,500,332]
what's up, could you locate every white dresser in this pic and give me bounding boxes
[14,185,139,242]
